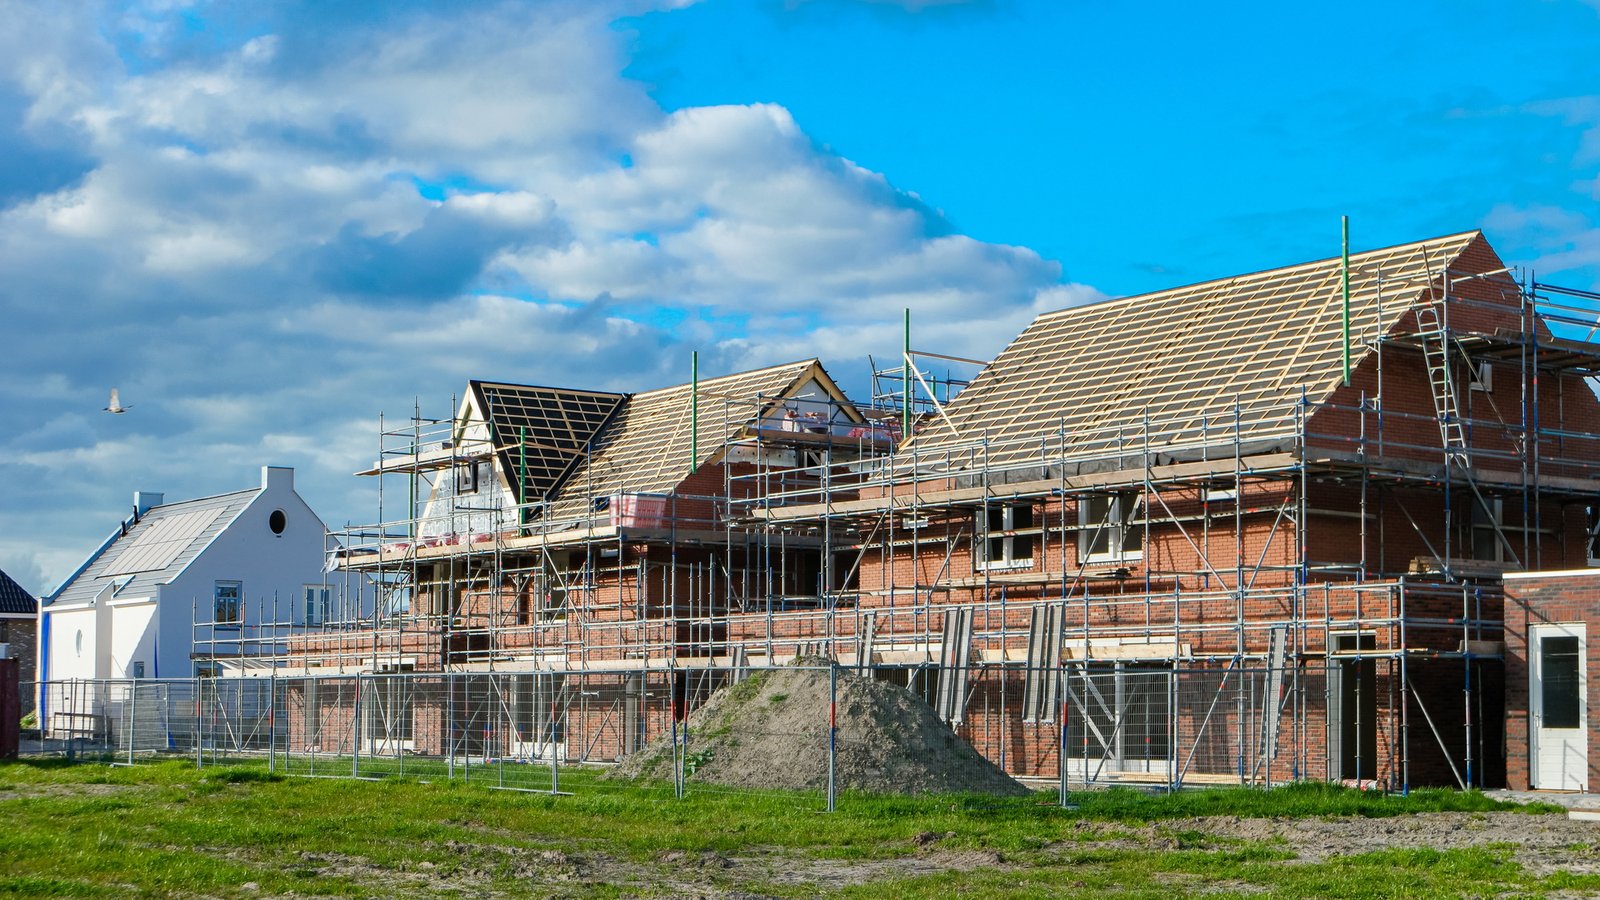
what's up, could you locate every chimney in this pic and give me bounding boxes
[262,466,293,492]
[133,491,164,516]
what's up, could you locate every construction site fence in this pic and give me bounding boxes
[19,657,1484,804]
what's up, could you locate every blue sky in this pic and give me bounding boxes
[3,0,1599,596]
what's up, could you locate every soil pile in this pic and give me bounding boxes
[609,663,1031,797]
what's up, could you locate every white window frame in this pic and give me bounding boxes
[1470,496,1505,563]
[1586,504,1600,568]
[1080,493,1144,564]
[213,580,242,627]
[1469,358,1492,393]
[303,584,331,626]
[979,504,1035,572]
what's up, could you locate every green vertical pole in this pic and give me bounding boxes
[1342,216,1352,387]
[902,308,912,438]
[690,351,699,474]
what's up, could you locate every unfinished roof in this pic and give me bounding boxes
[546,360,831,519]
[468,381,627,504]
[908,231,1494,469]
[49,489,257,608]
[0,567,35,616]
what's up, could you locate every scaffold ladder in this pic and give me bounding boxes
[1415,304,1468,462]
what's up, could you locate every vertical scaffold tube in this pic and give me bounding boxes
[1342,216,1352,387]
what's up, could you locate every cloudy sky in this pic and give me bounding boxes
[4,0,1600,596]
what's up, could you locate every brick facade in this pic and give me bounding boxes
[253,235,1600,789]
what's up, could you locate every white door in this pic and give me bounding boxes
[1530,623,1588,791]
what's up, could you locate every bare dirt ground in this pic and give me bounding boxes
[249,839,1015,898]
[262,813,1600,897]
[1193,810,1600,877]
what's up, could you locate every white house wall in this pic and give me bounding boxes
[161,468,330,678]
[107,599,157,679]
[419,464,518,540]
[420,398,519,538]
[42,605,104,682]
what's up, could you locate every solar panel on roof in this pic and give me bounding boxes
[102,507,227,577]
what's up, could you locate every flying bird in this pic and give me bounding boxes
[104,389,132,414]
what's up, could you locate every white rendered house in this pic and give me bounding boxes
[38,466,332,698]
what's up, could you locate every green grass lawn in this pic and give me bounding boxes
[0,757,1589,898]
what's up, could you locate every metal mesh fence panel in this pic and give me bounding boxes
[20,658,1432,798]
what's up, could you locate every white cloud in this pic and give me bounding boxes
[0,1,1081,594]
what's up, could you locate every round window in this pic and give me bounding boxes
[269,509,287,534]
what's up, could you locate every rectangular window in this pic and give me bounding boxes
[303,585,330,626]
[1470,497,1504,562]
[213,581,242,626]
[1587,504,1600,567]
[130,661,146,679]
[510,674,566,750]
[1542,635,1582,729]
[1469,358,1492,393]
[980,504,1035,570]
[1080,494,1143,562]
[1063,664,1172,763]
[454,461,482,495]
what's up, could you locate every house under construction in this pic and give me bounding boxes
[202,230,1600,791]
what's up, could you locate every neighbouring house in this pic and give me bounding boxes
[1502,570,1597,792]
[38,466,333,733]
[0,567,39,712]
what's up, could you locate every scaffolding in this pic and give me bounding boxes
[192,252,1600,791]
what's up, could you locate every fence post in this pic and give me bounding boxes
[827,664,837,813]
[268,674,276,775]
[193,677,202,769]
[127,678,137,766]
[549,684,559,796]
[1058,664,1069,809]
[671,713,682,800]
[446,673,455,781]
[351,674,362,779]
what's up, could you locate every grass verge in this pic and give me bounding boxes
[0,758,1588,898]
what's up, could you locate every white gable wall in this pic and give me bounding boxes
[43,606,103,682]
[420,397,519,538]
[760,376,859,436]
[161,467,329,677]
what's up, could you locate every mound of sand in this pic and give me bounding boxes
[609,663,1031,797]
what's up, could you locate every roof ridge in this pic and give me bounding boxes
[631,358,817,400]
[1035,230,1481,324]
[469,379,628,399]
[143,486,260,513]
